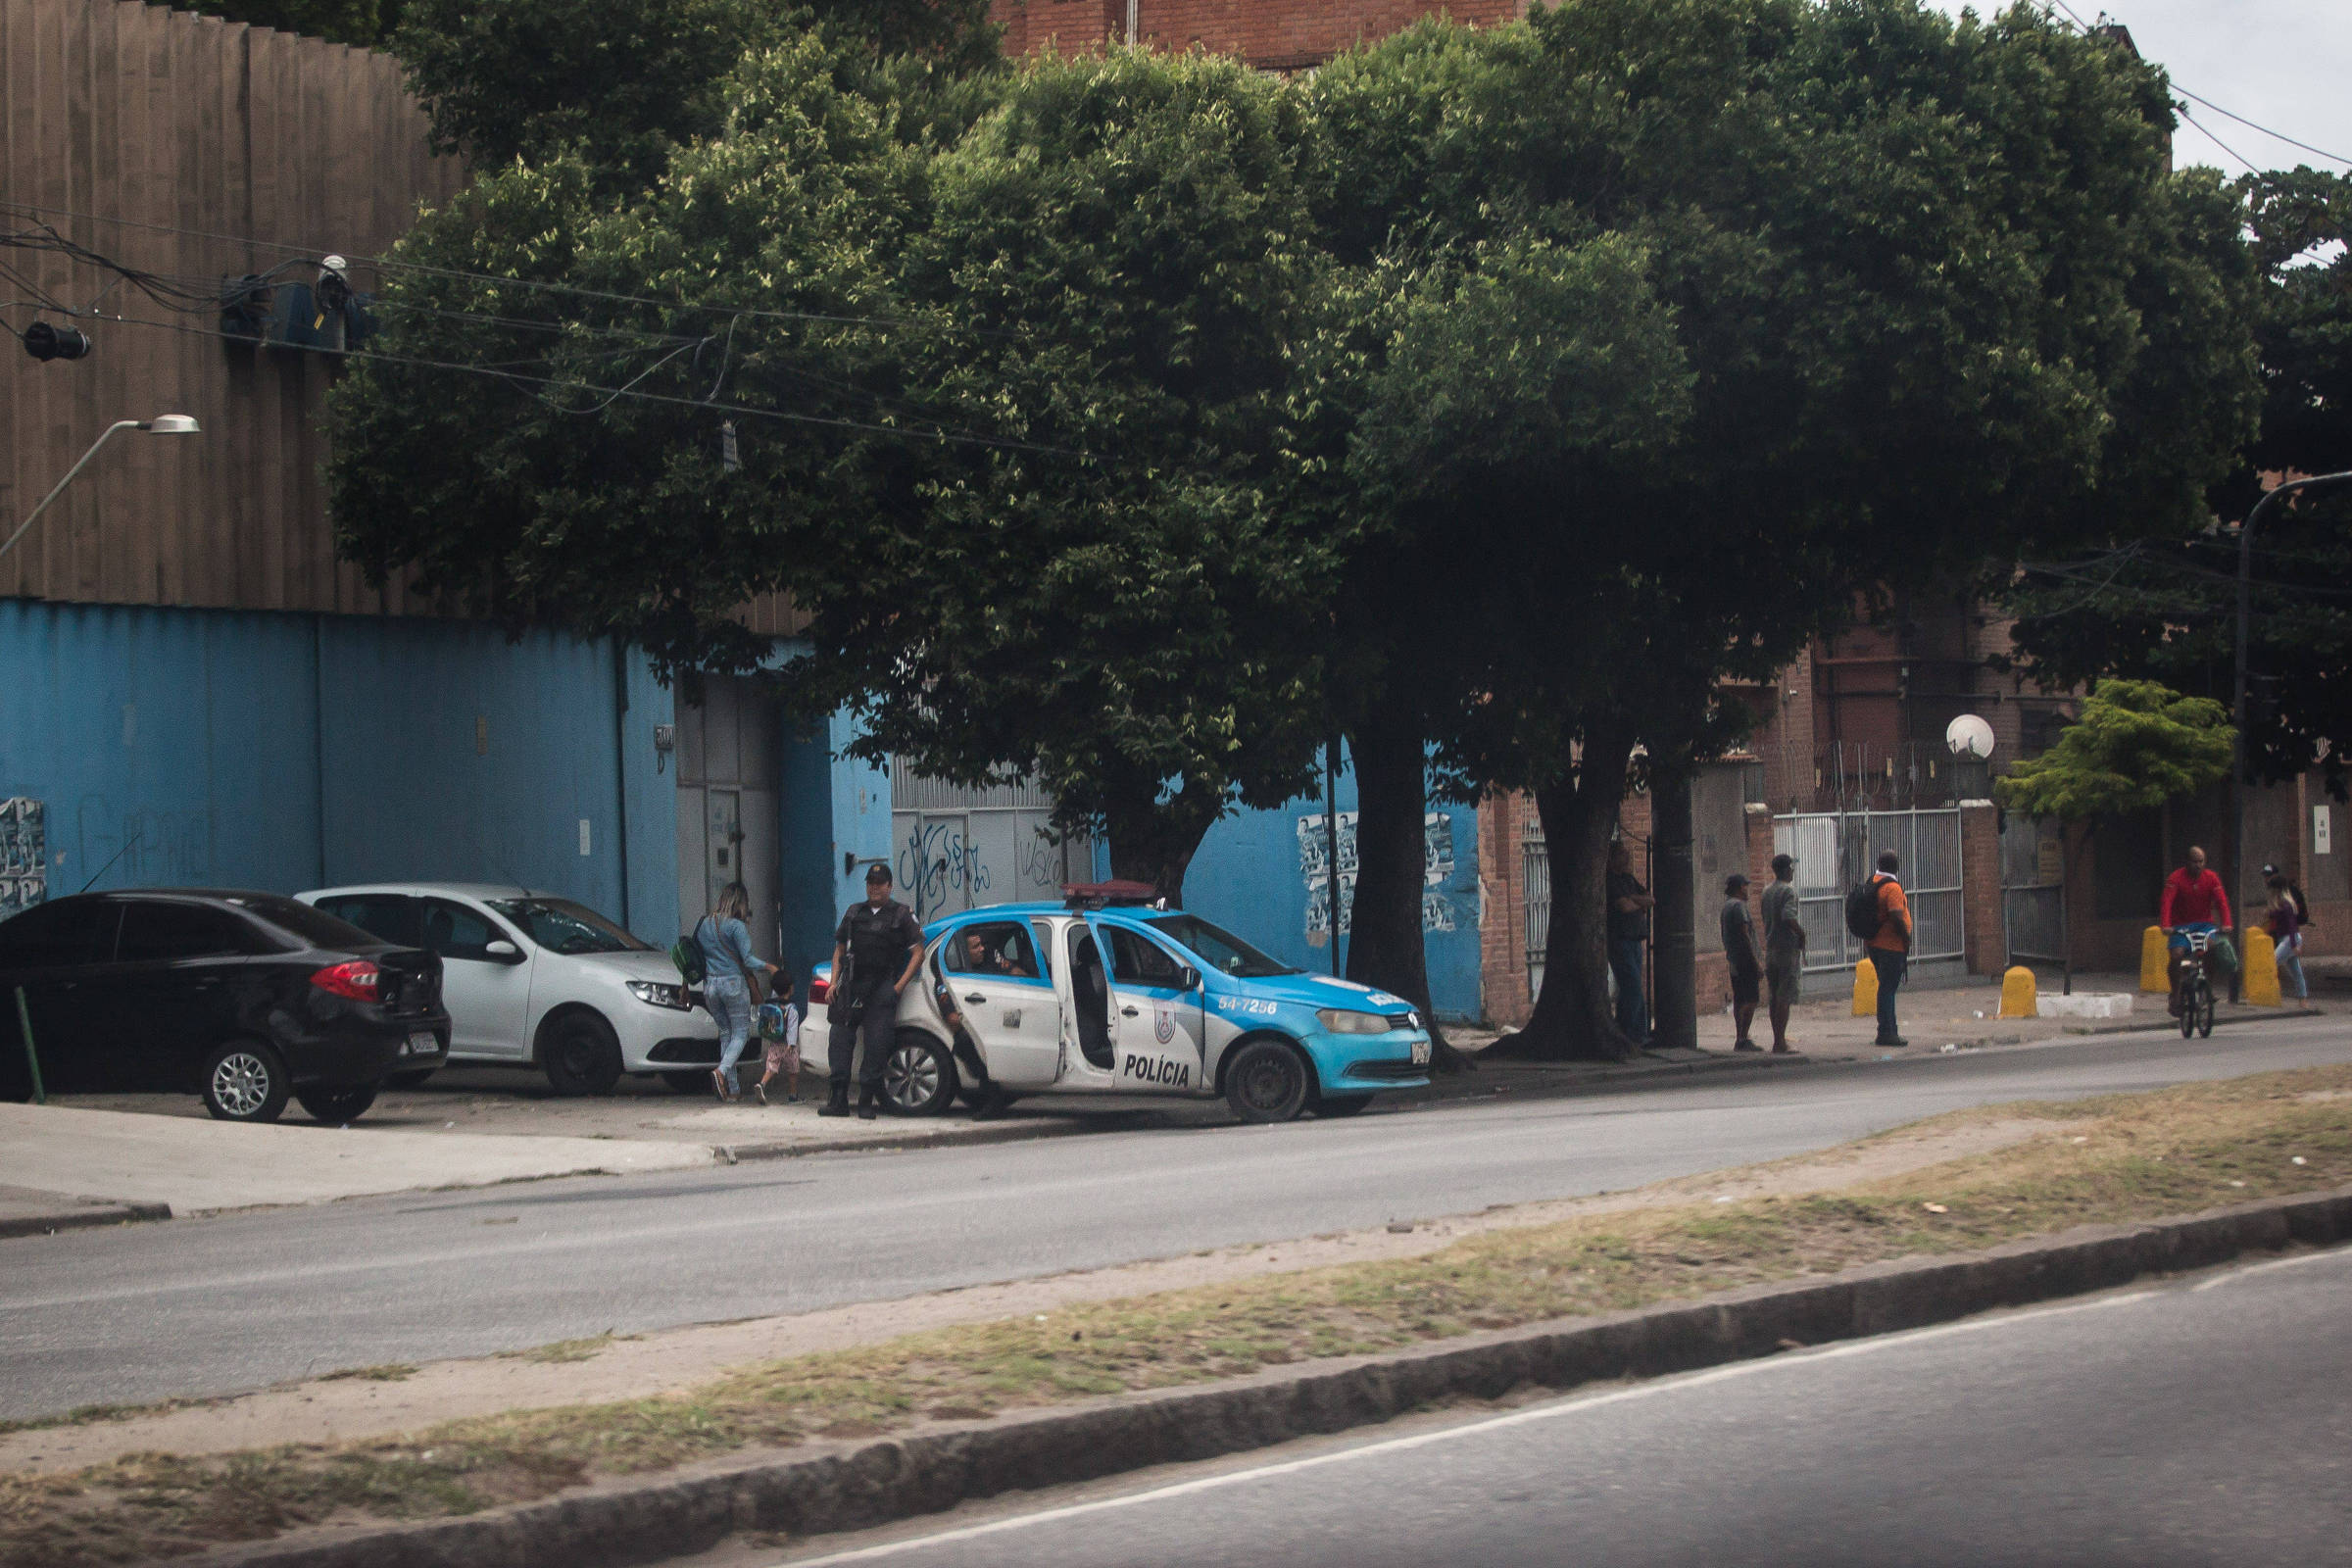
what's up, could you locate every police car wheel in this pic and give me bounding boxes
[883,1033,956,1117]
[1225,1039,1311,1124]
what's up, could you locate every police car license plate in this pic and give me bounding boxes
[1410,1038,1432,1066]
[406,1032,439,1055]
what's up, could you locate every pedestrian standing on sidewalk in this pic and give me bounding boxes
[1606,841,1655,1047]
[2268,875,2308,1003]
[1760,853,1806,1054]
[1721,873,1762,1052]
[821,864,925,1119]
[1866,852,1912,1047]
[697,882,779,1101]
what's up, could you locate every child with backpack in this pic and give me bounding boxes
[753,972,803,1105]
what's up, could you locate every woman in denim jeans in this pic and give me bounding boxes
[697,882,777,1100]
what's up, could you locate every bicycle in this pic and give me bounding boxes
[2174,929,2218,1040]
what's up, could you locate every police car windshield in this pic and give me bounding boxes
[1145,915,1295,978]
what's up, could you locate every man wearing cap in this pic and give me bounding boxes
[1720,873,1763,1052]
[1759,853,1805,1054]
[822,863,926,1119]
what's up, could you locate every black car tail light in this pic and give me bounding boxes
[311,959,380,1001]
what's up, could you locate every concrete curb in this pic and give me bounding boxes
[203,1183,2352,1568]
[0,1200,171,1241]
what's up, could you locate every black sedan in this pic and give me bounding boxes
[0,890,447,1123]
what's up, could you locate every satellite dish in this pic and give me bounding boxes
[1946,713,1995,760]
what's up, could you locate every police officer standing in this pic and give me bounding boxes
[820,863,926,1119]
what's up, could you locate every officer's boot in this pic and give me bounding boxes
[818,1079,851,1117]
[857,1084,879,1120]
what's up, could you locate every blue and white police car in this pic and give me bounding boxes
[813,886,1433,1122]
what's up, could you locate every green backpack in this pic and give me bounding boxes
[670,922,708,986]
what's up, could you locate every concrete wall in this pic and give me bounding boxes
[1185,746,1485,1022]
[0,600,678,936]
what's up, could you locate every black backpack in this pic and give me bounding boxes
[1844,877,1884,943]
[669,919,709,986]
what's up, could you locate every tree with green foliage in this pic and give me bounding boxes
[391,0,997,184]
[332,41,1330,902]
[2005,169,2352,799]
[1286,0,2259,1059]
[186,0,403,48]
[1993,678,2235,988]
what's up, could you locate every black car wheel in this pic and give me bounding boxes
[1225,1039,1311,1124]
[542,1012,624,1097]
[881,1032,956,1116]
[386,1068,437,1089]
[203,1041,291,1123]
[1314,1094,1374,1118]
[296,1084,380,1124]
[662,1069,713,1096]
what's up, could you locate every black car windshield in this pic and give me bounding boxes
[488,898,650,955]
[1144,914,1297,978]
[225,894,376,951]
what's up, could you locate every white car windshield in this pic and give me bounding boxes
[486,898,649,956]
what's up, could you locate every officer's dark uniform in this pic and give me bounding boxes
[828,896,924,1109]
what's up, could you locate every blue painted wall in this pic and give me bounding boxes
[1183,747,1485,1023]
[774,705,894,995]
[0,601,677,938]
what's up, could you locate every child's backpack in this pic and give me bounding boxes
[1843,877,1885,944]
[757,1000,794,1041]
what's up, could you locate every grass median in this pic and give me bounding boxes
[7,1063,2350,1567]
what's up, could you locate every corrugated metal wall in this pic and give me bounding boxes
[0,0,465,613]
[0,599,680,939]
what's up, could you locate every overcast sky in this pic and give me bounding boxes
[1923,1,2350,175]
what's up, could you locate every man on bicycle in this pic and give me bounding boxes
[2159,845,2232,1017]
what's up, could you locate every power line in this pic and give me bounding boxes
[87,308,1097,459]
[2179,109,2263,177]
[2173,84,2352,170]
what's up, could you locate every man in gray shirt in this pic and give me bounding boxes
[1759,853,1805,1054]
[1721,873,1762,1052]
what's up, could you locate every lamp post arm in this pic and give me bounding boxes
[0,419,143,566]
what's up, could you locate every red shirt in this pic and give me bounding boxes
[2160,866,2231,929]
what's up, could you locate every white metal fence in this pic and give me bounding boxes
[1773,808,1964,974]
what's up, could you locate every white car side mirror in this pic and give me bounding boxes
[484,940,521,960]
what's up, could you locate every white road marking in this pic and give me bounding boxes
[2188,1241,2352,1291]
[778,1287,2165,1565]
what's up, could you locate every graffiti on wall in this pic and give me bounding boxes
[0,799,45,916]
[1298,810,1458,943]
[898,815,992,921]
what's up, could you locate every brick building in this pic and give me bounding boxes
[991,0,1525,68]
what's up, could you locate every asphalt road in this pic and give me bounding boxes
[4,1020,2348,1422]
[783,1243,2352,1568]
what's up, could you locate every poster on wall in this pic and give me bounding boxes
[1298,810,1457,943]
[0,799,47,917]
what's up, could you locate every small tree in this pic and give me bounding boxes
[1993,678,2234,990]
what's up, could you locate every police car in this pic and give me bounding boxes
[812,886,1433,1122]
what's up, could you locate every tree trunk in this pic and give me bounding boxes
[1649,755,1697,1051]
[1490,722,1640,1062]
[1344,717,1471,1072]
[1102,778,1223,907]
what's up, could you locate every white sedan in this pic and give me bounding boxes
[294,883,717,1095]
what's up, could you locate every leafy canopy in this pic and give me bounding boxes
[1993,679,2235,822]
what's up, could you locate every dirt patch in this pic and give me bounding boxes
[0,1111,2046,1479]
[5,1066,2346,1568]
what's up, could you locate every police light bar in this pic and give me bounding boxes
[1062,880,1161,909]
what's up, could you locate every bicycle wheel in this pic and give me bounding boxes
[2197,980,2217,1038]
[2179,976,2198,1039]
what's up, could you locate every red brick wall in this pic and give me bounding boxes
[1960,800,2002,976]
[991,0,1521,67]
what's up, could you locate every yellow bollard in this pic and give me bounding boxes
[1852,956,1878,1017]
[2139,926,2171,993]
[1998,964,2037,1019]
[2243,928,2280,1005]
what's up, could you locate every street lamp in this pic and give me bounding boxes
[0,416,202,565]
[2230,468,2352,992]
